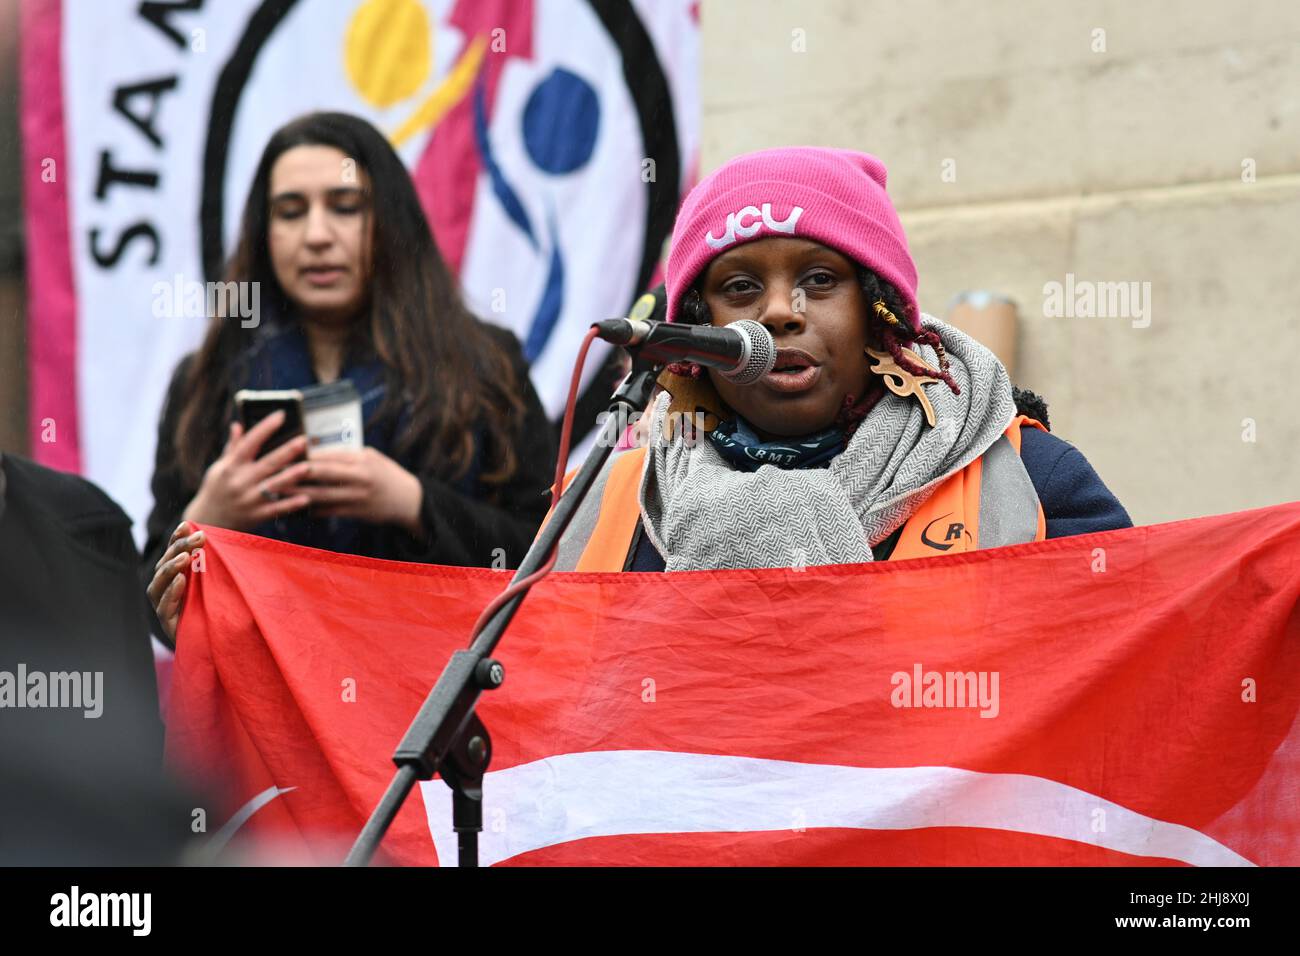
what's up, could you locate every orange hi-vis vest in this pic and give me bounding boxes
[549,415,1048,572]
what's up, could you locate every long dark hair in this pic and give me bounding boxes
[174,111,525,491]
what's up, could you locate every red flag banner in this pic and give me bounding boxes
[165,503,1300,866]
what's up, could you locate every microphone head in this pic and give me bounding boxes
[718,319,776,385]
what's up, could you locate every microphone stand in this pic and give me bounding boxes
[344,355,661,867]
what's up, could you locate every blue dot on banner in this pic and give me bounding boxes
[522,68,600,174]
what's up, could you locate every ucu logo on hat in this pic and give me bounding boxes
[704,203,804,250]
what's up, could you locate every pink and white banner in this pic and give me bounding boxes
[20,0,699,534]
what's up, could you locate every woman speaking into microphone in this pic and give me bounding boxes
[552,147,1131,572]
[145,112,555,641]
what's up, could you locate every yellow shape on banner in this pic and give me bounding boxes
[345,0,432,108]
[388,34,488,146]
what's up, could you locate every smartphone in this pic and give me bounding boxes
[234,389,306,457]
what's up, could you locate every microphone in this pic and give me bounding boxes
[593,317,776,385]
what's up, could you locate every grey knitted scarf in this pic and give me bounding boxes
[637,316,1015,571]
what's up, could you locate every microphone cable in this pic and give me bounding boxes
[464,324,603,642]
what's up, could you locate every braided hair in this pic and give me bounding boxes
[853,268,960,395]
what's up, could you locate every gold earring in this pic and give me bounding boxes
[873,299,905,330]
[866,346,941,428]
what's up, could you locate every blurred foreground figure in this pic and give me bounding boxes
[0,453,193,865]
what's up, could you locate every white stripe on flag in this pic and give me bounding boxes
[420,750,1254,867]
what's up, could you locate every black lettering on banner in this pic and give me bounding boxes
[94,150,160,200]
[90,223,161,268]
[112,77,180,148]
[139,0,206,50]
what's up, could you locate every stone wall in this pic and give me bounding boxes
[699,0,1300,523]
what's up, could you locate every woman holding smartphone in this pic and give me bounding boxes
[145,112,556,641]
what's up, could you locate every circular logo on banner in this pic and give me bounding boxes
[201,0,681,413]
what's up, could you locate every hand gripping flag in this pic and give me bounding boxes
[165,503,1300,866]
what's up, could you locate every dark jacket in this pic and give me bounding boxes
[141,322,557,575]
[0,453,194,864]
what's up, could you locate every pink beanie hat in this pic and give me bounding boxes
[664,147,919,331]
